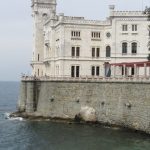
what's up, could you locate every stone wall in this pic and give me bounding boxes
[18,80,150,133]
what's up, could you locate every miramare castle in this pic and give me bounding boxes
[31,0,150,78]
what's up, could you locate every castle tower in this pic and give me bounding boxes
[31,0,57,76]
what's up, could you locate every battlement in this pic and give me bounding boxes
[55,14,111,26]
[64,16,85,20]
[112,11,147,17]
[31,0,56,5]
[63,18,111,26]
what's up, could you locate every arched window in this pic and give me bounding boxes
[122,42,127,54]
[132,42,137,54]
[106,46,111,57]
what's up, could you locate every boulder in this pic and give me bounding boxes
[75,106,97,122]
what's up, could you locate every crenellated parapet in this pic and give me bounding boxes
[109,5,150,18]
[54,14,111,26]
[31,0,56,6]
[112,11,147,17]
[63,19,111,26]
[63,16,85,21]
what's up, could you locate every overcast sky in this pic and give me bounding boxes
[0,0,149,81]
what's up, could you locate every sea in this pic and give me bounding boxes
[0,81,150,150]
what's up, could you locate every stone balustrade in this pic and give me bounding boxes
[21,75,150,82]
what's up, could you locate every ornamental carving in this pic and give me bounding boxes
[143,7,150,21]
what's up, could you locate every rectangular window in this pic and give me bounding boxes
[72,47,75,57]
[71,65,80,78]
[71,46,80,57]
[96,66,100,76]
[91,32,101,39]
[96,48,100,57]
[71,31,74,37]
[71,66,75,77]
[91,66,100,76]
[91,66,95,76]
[38,54,40,61]
[76,47,80,57]
[76,66,80,77]
[132,24,137,31]
[92,48,95,57]
[122,25,128,31]
[92,47,100,58]
[71,31,81,38]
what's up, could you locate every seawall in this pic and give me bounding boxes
[18,79,150,134]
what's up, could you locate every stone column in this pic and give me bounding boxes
[144,63,147,77]
[127,67,129,76]
[134,64,137,77]
[123,64,126,77]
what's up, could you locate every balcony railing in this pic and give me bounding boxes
[21,75,150,82]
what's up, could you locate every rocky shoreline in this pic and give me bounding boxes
[10,111,99,124]
[10,111,150,136]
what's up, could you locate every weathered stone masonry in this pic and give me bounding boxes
[18,80,150,134]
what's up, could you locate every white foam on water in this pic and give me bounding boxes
[4,112,10,119]
[4,112,24,121]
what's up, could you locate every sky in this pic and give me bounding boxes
[0,0,149,81]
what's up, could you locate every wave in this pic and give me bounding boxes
[4,112,24,121]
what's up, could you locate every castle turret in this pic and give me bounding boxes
[109,5,115,17]
[31,0,57,76]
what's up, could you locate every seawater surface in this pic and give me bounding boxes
[0,81,150,150]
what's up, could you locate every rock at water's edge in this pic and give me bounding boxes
[75,106,97,122]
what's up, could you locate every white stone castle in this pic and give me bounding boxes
[31,0,150,78]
